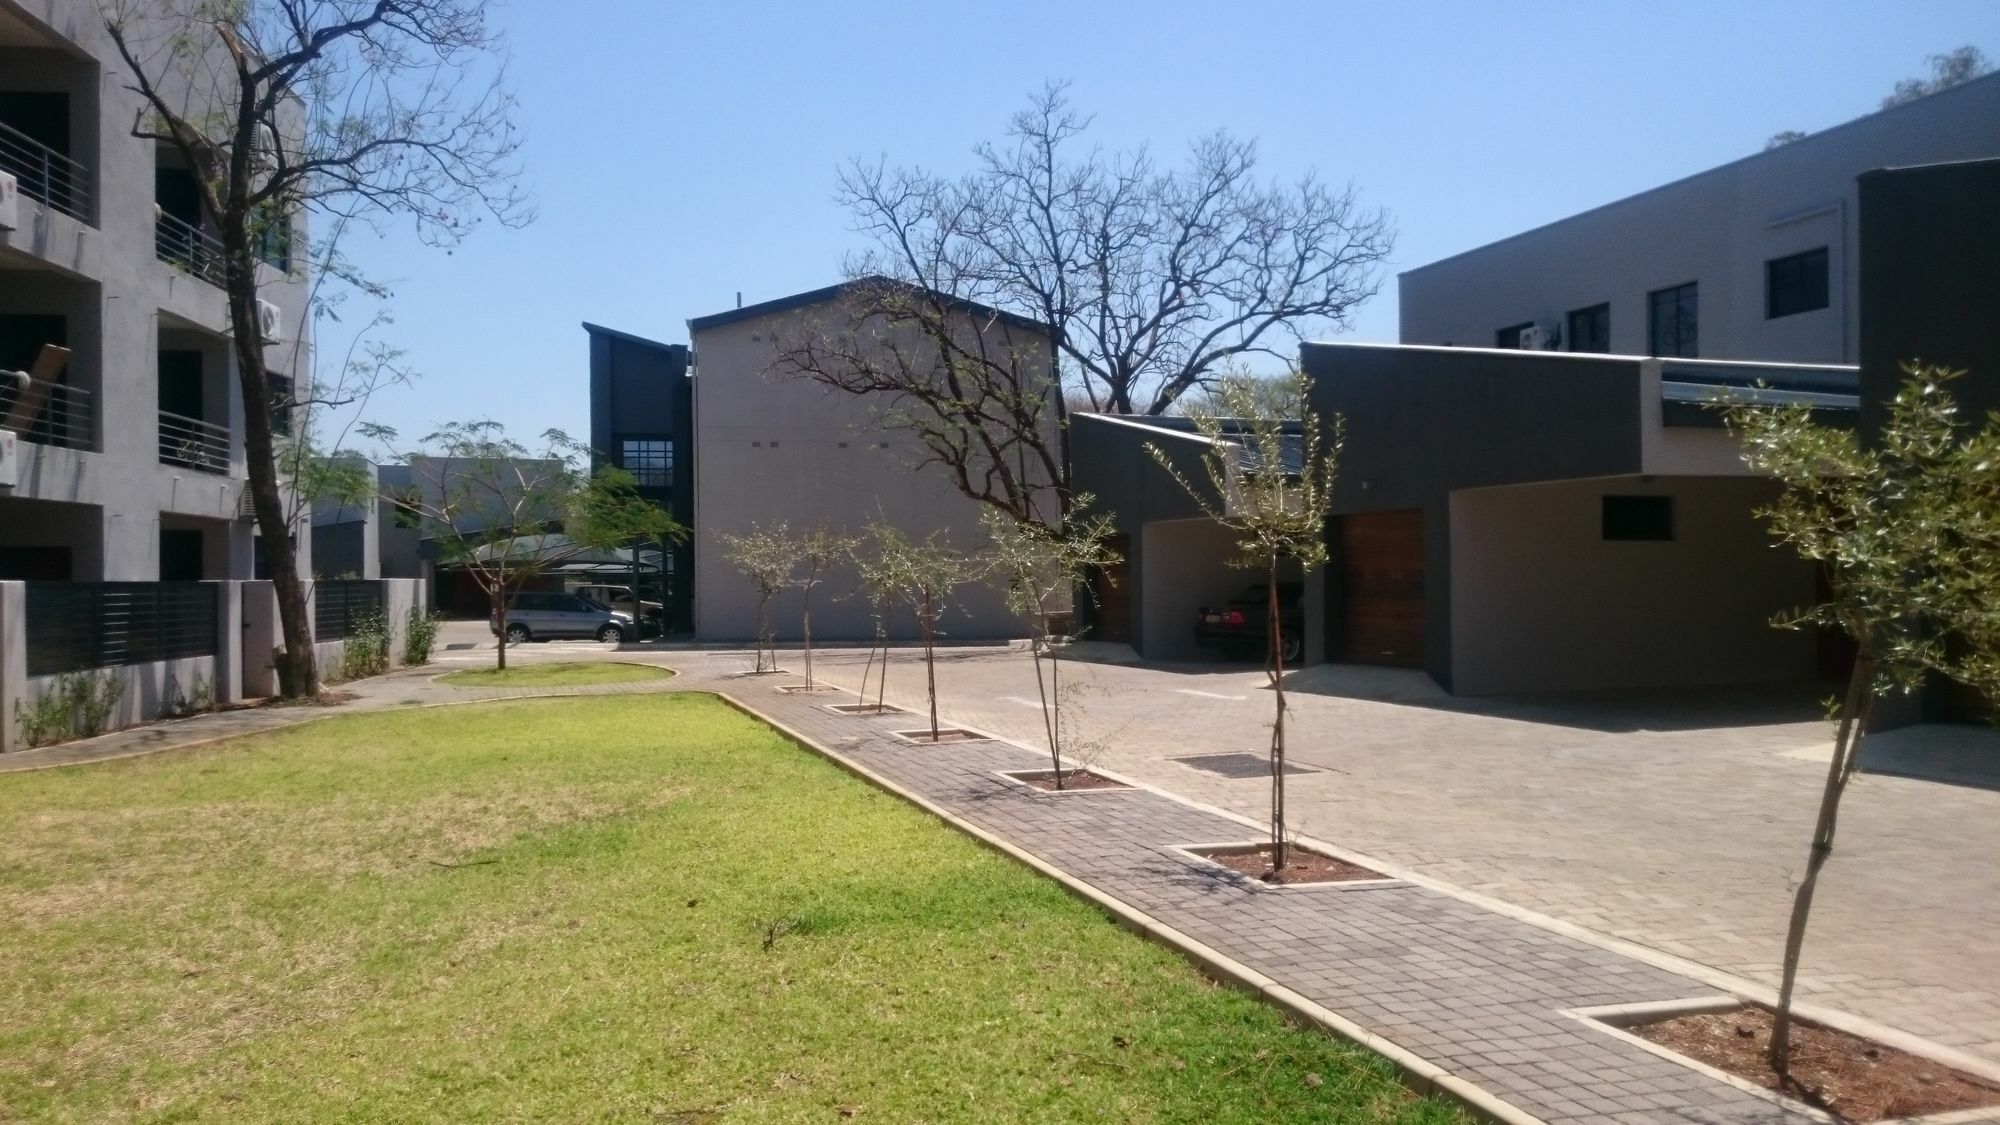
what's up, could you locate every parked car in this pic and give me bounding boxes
[571,583,664,622]
[491,591,640,644]
[1195,582,1305,664]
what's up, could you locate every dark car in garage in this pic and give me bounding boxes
[1196,582,1305,664]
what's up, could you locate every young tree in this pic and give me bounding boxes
[1148,371,1341,874]
[888,531,972,741]
[980,503,1118,787]
[370,421,672,671]
[718,522,800,674]
[794,523,858,692]
[1722,364,2000,1076]
[848,520,916,713]
[104,0,528,697]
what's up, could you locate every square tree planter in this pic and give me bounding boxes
[887,727,993,746]
[775,684,841,695]
[822,701,907,716]
[994,767,1137,794]
[1569,998,2000,1123]
[1172,841,1400,890]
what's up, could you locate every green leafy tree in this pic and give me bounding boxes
[1147,371,1341,875]
[980,503,1119,786]
[719,522,800,674]
[794,523,859,692]
[848,520,917,713]
[1722,364,2000,1076]
[104,0,529,698]
[873,530,972,741]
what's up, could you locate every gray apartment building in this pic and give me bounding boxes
[1398,71,2000,365]
[1,0,312,584]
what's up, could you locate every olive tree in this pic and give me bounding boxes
[104,0,528,697]
[980,503,1118,786]
[718,522,800,674]
[1722,363,2000,1075]
[1148,371,1341,874]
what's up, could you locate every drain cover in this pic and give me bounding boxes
[1171,752,1313,778]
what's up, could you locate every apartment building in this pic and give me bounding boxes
[1398,72,2000,365]
[585,321,693,631]
[0,0,311,584]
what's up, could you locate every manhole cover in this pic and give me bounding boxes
[1171,752,1313,778]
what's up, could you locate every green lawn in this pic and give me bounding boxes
[435,660,674,687]
[0,696,1462,1123]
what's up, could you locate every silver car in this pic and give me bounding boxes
[491,591,633,644]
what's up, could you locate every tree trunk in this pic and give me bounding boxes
[1268,560,1288,873]
[1769,652,1874,1074]
[225,243,317,698]
[874,600,890,712]
[1030,610,1058,785]
[922,588,940,740]
[754,593,770,672]
[803,579,815,690]
[491,586,508,671]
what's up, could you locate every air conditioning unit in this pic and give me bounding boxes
[0,171,19,232]
[256,298,283,343]
[1518,324,1554,351]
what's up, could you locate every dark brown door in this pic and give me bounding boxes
[1088,533,1131,644]
[1340,510,1425,667]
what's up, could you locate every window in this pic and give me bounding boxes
[268,373,293,437]
[253,202,292,271]
[1566,303,1610,353]
[1603,495,1673,541]
[620,437,671,488]
[1647,282,1698,357]
[388,487,422,530]
[1494,322,1534,349]
[1766,247,1829,319]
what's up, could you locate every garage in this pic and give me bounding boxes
[1338,509,1425,667]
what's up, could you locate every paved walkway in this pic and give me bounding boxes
[9,645,1999,1122]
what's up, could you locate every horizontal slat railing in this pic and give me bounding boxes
[0,379,93,451]
[158,409,230,473]
[0,118,91,223]
[153,210,227,286]
[24,583,218,676]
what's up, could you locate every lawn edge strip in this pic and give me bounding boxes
[702,688,1543,1125]
[430,661,677,687]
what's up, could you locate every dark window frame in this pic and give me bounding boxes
[1603,495,1674,542]
[618,435,672,489]
[1494,322,1534,349]
[1765,247,1829,320]
[1566,303,1610,353]
[1647,282,1699,357]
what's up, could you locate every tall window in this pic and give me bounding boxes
[1766,247,1829,319]
[620,437,671,488]
[1648,282,1698,357]
[1566,303,1610,353]
[1494,322,1533,349]
[268,372,293,437]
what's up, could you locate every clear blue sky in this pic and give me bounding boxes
[337,0,1993,445]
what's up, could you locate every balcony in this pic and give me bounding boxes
[0,118,91,225]
[154,210,227,287]
[0,376,92,451]
[158,409,229,474]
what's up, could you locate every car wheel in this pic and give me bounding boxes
[1280,632,1304,665]
[597,624,626,644]
[504,623,531,644]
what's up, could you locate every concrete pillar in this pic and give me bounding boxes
[209,580,242,704]
[240,580,278,698]
[0,581,23,753]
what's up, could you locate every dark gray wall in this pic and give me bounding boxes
[1302,343,1646,687]
[587,326,693,629]
[1859,159,2000,434]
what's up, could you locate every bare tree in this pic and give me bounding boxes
[1721,364,2000,1078]
[719,522,800,674]
[838,82,1394,419]
[849,519,915,714]
[980,503,1118,787]
[1767,45,1991,149]
[368,422,670,671]
[102,0,529,697]
[1148,371,1340,875]
[872,529,971,742]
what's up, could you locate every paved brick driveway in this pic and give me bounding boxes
[787,642,2000,1063]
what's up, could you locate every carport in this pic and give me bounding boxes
[1069,413,1322,664]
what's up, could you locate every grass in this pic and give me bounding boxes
[0,696,1464,1124]
[434,661,674,687]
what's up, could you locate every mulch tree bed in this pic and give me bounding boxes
[827,703,906,715]
[1198,844,1384,885]
[1012,769,1133,792]
[1631,1006,2000,1122]
[892,728,989,745]
[775,685,841,694]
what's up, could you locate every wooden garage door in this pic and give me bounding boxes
[1088,534,1131,644]
[1340,510,1424,667]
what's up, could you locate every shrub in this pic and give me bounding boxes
[339,610,392,681]
[404,606,443,665]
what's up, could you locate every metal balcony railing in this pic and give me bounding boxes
[0,378,93,451]
[154,210,228,286]
[158,409,230,474]
[0,118,92,223]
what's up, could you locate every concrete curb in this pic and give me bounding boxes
[704,688,1547,1125]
